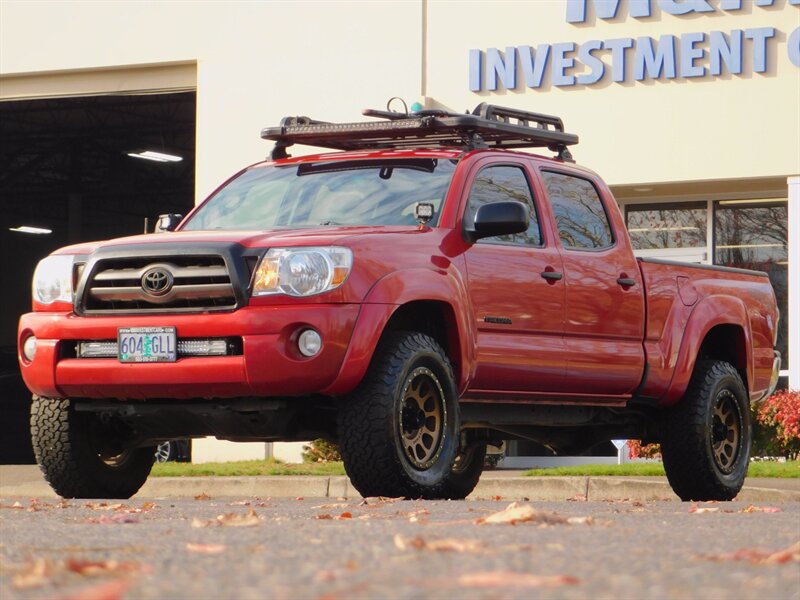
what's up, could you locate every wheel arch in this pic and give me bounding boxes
[662,295,753,406]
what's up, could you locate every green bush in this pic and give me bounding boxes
[302,439,342,463]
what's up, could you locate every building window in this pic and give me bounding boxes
[626,202,707,250]
[714,199,789,365]
[542,171,613,250]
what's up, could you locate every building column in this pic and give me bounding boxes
[788,176,799,390]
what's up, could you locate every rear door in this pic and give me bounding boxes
[463,158,567,393]
[538,168,645,396]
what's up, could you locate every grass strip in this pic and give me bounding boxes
[151,458,345,477]
[523,461,799,478]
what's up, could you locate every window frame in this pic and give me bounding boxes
[540,168,616,253]
[463,162,545,248]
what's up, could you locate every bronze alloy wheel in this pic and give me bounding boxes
[711,389,742,474]
[398,367,446,470]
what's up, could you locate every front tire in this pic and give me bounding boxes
[338,332,463,499]
[661,361,751,501]
[30,397,155,499]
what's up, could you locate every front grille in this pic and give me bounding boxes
[82,255,237,314]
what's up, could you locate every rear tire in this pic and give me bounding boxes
[30,396,155,499]
[442,443,486,499]
[661,361,751,501]
[338,331,465,499]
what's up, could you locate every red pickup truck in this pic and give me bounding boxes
[18,104,780,502]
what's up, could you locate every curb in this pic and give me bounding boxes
[2,475,798,502]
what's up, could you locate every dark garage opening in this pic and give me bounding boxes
[0,91,196,464]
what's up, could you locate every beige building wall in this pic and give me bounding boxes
[426,0,800,185]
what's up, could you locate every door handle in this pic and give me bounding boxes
[617,277,636,287]
[540,271,563,281]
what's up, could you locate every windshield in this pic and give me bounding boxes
[183,158,456,231]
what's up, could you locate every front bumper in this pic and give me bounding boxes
[18,304,360,399]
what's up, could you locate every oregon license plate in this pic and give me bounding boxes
[118,327,177,363]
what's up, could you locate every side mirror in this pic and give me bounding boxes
[466,201,529,242]
[155,213,183,233]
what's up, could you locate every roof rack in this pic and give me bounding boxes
[261,102,578,162]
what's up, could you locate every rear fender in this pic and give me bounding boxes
[662,295,752,406]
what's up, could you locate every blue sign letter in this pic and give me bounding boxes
[486,47,517,91]
[566,0,652,23]
[789,27,800,68]
[745,27,776,73]
[605,38,634,82]
[519,45,551,89]
[659,0,714,15]
[709,30,743,76]
[635,36,677,80]
[577,40,606,85]
[552,42,577,86]
[680,32,706,78]
[469,49,483,92]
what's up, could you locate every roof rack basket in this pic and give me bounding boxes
[261,102,578,162]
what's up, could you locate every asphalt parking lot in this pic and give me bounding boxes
[1,496,798,600]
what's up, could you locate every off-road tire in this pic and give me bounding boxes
[661,360,751,501]
[338,331,463,499]
[30,396,155,499]
[442,444,486,499]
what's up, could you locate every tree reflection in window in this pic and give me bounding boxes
[626,203,707,250]
[466,166,542,246]
[715,201,788,363]
[542,171,613,250]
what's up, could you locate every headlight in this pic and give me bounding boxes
[33,255,76,305]
[252,247,352,297]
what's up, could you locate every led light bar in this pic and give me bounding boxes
[77,339,232,358]
[9,225,52,234]
[127,150,183,163]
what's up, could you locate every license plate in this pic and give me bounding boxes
[118,327,177,363]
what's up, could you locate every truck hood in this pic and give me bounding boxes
[53,226,423,256]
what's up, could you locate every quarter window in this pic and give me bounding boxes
[542,171,613,250]
[466,165,541,246]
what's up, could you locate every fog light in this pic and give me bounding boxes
[297,329,322,357]
[23,336,37,362]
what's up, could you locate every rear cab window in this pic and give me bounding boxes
[540,170,614,251]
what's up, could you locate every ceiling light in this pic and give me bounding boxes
[127,150,183,162]
[9,225,52,235]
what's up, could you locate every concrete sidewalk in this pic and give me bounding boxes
[2,464,798,502]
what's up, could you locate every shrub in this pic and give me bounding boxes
[302,439,342,463]
[753,390,800,460]
[628,440,661,460]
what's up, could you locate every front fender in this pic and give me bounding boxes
[322,266,476,396]
[661,295,752,406]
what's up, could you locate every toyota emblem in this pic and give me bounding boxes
[141,267,174,297]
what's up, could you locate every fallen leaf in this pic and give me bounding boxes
[186,543,226,554]
[394,534,485,553]
[194,492,211,501]
[84,502,125,511]
[315,514,334,520]
[313,503,351,510]
[566,495,588,502]
[698,541,800,565]
[740,505,782,513]
[359,496,404,506]
[458,571,579,588]
[58,578,131,600]
[192,508,263,528]
[689,505,719,514]
[11,558,54,589]
[295,497,304,501]
[566,516,594,525]
[492,495,503,501]
[337,511,353,520]
[477,502,568,525]
[229,500,251,506]
[84,514,139,525]
[65,558,150,577]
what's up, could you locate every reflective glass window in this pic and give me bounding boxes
[714,200,788,364]
[466,165,542,246]
[542,171,613,250]
[626,203,707,250]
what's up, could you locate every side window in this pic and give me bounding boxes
[466,165,542,246]
[542,171,614,250]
